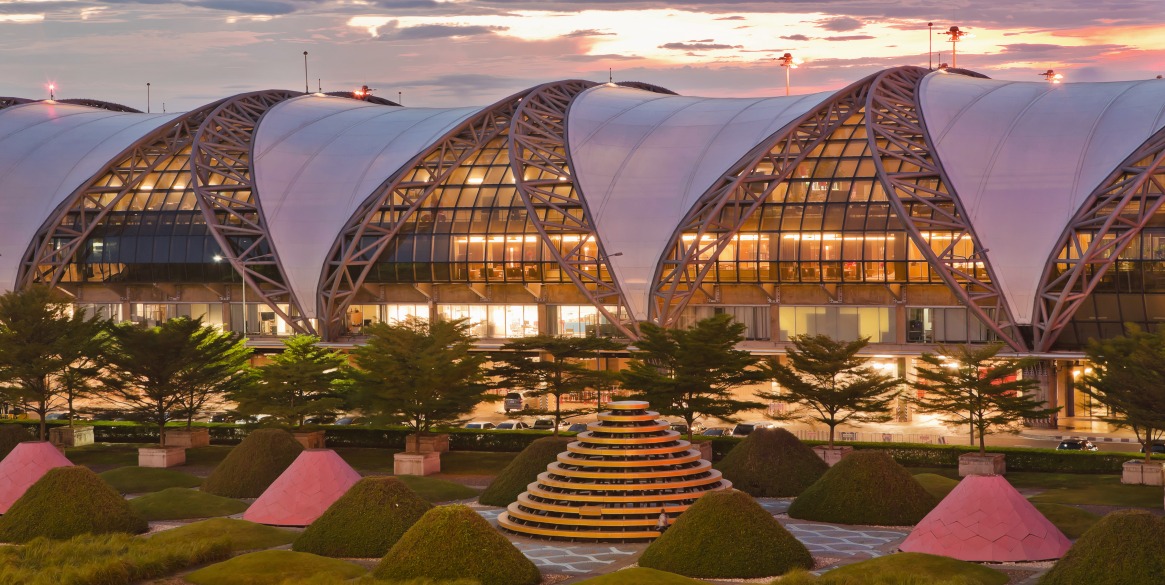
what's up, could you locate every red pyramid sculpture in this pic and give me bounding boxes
[243,449,361,526]
[0,441,72,513]
[900,474,1071,562]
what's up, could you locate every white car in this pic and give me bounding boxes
[464,421,496,430]
[495,420,530,430]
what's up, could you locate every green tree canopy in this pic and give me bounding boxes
[350,316,492,437]
[232,334,350,427]
[492,335,626,434]
[760,334,901,447]
[1077,325,1165,462]
[621,314,765,441]
[911,342,1055,454]
[101,317,253,446]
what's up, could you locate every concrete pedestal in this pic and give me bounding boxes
[49,425,94,447]
[1121,460,1164,486]
[405,434,450,454]
[164,428,210,448]
[139,446,186,468]
[394,451,441,476]
[693,441,713,462]
[959,453,1006,477]
[293,430,327,449]
[813,445,854,467]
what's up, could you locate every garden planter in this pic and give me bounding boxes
[1121,460,1164,486]
[164,427,210,448]
[693,440,713,461]
[812,445,854,467]
[405,433,450,454]
[959,453,1006,476]
[48,425,93,447]
[293,430,326,449]
[139,446,186,468]
[394,451,440,476]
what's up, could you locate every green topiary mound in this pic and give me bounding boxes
[186,549,366,585]
[479,435,572,506]
[202,428,303,498]
[294,476,433,558]
[0,466,147,542]
[375,505,540,585]
[788,450,936,526]
[1039,510,1165,585]
[0,423,32,459]
[129,487,250,521]
[714,428,828,497]
[639,489,812,579]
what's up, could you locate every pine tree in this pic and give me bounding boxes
[760,334,900,447]
[1077,325,1165,462]
[232,335,350,427]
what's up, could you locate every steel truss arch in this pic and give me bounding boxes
[508,80,639,338]
[318,89,532,340]
[650,74,875,326]
[0,97,32,110]
[55,99,142,113]
[191,90,313,335]
[1033,124,1165,351]
[865,66,1026,350]
[18,99,227,291]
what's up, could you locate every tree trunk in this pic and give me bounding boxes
[38,399,46,441]
[553,395,561,436]
[68,395,75,428]
[828,425,836,449]
[979,425,987,455]
[159,420,167,447]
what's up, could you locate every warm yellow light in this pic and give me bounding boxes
[467,177,484,185]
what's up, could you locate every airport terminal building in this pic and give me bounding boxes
[3,66,1165,424]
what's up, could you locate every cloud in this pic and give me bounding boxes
[781,34,811,42]
[815,16,864,32]
[715,15,744,20]
[379,23,509,40]
[823,35,875,42]
[660,42,742,51]
[562,28,615,38]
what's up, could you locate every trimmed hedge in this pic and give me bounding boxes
[639,489,812,579]
[715,429,827,497]
[186,550,366,585]
[0,423,32,459]
[788,451,936,526]
[294,476,432,558]
[479,435,573,506]
[202,428,303,498]
[1039,510,1165,585]
[0,466,148,542]
[129,487,250,521]
[147,518,298,553]
[375,505,540,585]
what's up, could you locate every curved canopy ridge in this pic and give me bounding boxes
[567,85,831,320]
[0,102,179,290]
[920,73,1165,324]
[253,95,479,319]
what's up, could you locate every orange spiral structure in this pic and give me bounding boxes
[497,400,731,540]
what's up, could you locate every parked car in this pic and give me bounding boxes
[332,416,368,426]
[464,421,496,430]
[495,420,530,430]
[566,423,590,433]
[503,391,537,413]
[668,422,690,435]
[1056,439,1098,451]
[531,418,560,431]
[304,415,337,425]
[731,421,776,437]
[700,427,728,437]
[1140,442,1165,454]
[43,413,69,421]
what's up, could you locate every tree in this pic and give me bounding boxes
[232,334,350,428]
[1077,325,1165,463]
[760,334,901,447]
[492,335,626,435]
[621,314,766,441]
[0,287,106,440]
[911,343,1056,454]
[350,316,492,439]
[101,317,252,446]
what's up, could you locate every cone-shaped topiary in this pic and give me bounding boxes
[479,436,573,506]
[294,476,433,558]
[375,505,540,585]
[639,489,812,579]
[0,466,147,542]
[788,450,936,526]
[1039,510,1165,585]
[202,428,303,498]
[0,424,32,459]
[714,428,827,497]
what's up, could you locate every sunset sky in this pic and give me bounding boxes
[1,0,1162,111]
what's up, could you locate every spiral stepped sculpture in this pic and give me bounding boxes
[498,400,730,541]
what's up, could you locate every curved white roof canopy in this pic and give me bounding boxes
[920,73,1165,324]
[0,102,180,291]
[567,85,831,320]
[253,95,480,319]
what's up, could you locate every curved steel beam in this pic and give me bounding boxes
[1033,124,1165,351]
[866,66,1026,350]
[0,97,32,110]
[191,90,313,335]
[650,73,876,326]
[318,88,532,340]
[508,80,638,338]
[56,98,142,113]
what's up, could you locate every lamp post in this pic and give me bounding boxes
[146,82,150,113]
[778,52,800,96]
[48,83,55,100]
[303,51,309,94]
[213,254,246,335]
[928,22,934,70]
[1040,69,1064,83]
[940,26,969,68]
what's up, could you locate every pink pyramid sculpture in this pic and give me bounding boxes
[0,441,73,513]
[900,474,1071,562]
[243,449,361,526]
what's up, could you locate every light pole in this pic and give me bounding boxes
[214,254,246,335]
[303,51,309,94]
[146,82,150,113]
[941,26,969,68]
[778,52,800,96]
[48,83,55,100]
[928,22,934,70]
[1040,69,1064,83]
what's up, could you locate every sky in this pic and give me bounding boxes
[1,0,1163,111]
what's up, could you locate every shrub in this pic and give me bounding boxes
[148,518,298,553]
[574,567,710,584]
[98,466,202,493]
[812,552,1008,585]
[478,435,572,506]
[1039,510,1165,585]
[788,451,936,526]
[129,487,250,521]
[294,476,432,558]
[0,466,147,543]
[202,428,303,498]
[186,550,367,585]
[375,505,540,585]
[639,489,812,579]
[0,423,32,459]
[0,532,231,585]
[715,428,827,497]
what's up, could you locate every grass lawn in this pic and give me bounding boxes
[908,467,1163,508]
[130,487,250,521]
[397,475,480,502]
[147,518,297,553]
[66,443,144,468]
[913,473,959,501]
[186,550,367,585]
[815,552,1008,585]
[0,532,229,585]
[1033,502,1101,538]
[99,466,202,493]
[334,448,516,475]
[574,568,710,584]
[185,445,234,468]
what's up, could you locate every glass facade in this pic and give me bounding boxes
[778,306,894,342]
[437,304,539,338]
[549,305,617,338]
[677,306,771,340]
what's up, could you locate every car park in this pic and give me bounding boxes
[1140,442,1165,454]
[495,420,530,430]
[531,418,561,431]
[731,421,776,437]
[1056,439,1098,451]
[700,427,728,437]
[464,421,496,430]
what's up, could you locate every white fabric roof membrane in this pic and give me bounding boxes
[920,73,1165,324]
[253,95,480,319]
[0,102,180,291]
[567,85,832,320]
